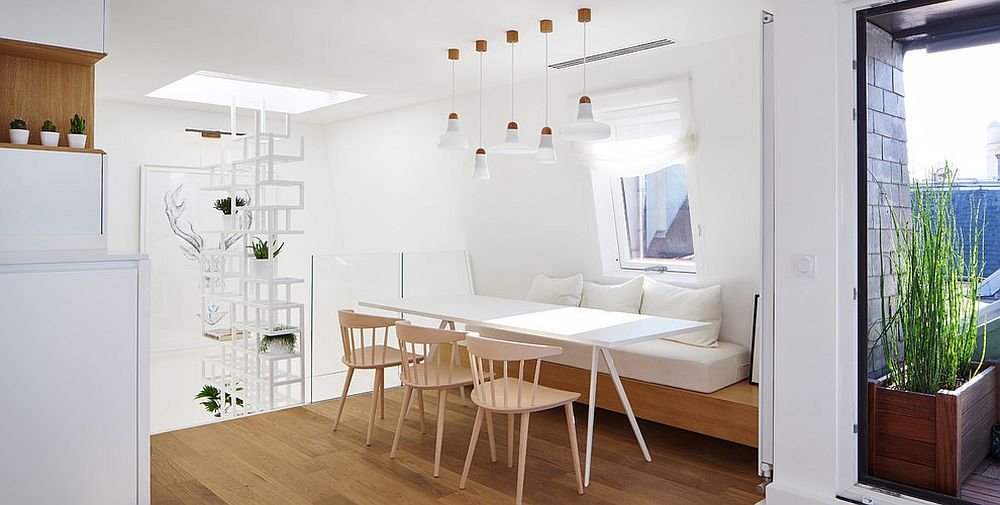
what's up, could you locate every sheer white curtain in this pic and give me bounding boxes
[573,78,696,177]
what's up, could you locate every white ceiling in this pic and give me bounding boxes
[97,0,769,124]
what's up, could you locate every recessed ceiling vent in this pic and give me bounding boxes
[549,38,675,69]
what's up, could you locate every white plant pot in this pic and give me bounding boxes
[40,131,60,147]
[222,212,237,230]
[253,259,272,279]
[9,129,28,145]
[68,133,87,149]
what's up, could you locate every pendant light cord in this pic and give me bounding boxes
[451,60,456,113]
[582,22,588,95]
[510,41,515,122]
[479,50,484,147]
[544,32,549,125]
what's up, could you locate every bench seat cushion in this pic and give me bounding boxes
[466,326,751,394]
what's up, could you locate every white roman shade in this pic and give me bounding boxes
[573,78,696,178]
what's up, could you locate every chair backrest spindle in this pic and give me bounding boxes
[336,309,404,368]
[464,334,562,411]
[393,321,470,388]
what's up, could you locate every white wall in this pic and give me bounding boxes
[323,31,763,347]
[96,100,336,256]
[322,102,469,254]
[763,1,865,504]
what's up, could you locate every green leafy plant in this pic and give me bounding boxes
[195,383,244,417]
[41,120,57,132]
[875,165,986,394]
[69,114,86,135]
[213,196,247,215]
[9,119,26,130]
[260,327,296,354]
[250,237,284,259]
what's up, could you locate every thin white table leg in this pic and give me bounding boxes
[600,348,651,462]
[584,346,599,488]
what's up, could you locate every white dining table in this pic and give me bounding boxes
[359,294,708,487]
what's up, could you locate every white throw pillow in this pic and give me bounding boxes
[640,278,722,347]
[581,277,644,313]
[526,273,584,306]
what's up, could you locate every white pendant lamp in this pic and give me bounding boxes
[491,30,535,155]
[471,39,490,179]
[536,19,557,164]
[560,8,612,142]
[438,48,469,149]
[472,148,490,179]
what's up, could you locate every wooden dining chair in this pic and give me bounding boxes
[390,321,496,477]
[460,334,583,505]
[334,309,424,446]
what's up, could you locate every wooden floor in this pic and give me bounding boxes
[152,387,762,505]
[963,458,1000,504]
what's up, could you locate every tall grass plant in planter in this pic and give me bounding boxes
[869,169,995,496]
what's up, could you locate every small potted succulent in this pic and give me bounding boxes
[249,237,284,278]
[260,327,297,355]
[213,196,246,229]
[68,114,86,148]
[40,120,60,147]
[9,119,28,145]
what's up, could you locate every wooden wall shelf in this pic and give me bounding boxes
[0,142,104,155]
[0,38,104,65]
[0,37,100,149]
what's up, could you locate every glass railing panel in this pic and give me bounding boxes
[309,253,401,402]
[401,250,473,328]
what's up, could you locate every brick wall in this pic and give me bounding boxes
[866,23,910,378]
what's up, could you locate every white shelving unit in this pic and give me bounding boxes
[199,105,306,417]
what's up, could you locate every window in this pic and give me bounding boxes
[615,164,695,271]
[584,80,697,274]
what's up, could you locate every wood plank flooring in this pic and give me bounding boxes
[152,387,762,505]
[963,458,1000,504]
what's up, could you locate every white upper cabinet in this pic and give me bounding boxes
[0,0,108,53]
[0,147,107,251]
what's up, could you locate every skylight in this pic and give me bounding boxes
[146,71,365,114]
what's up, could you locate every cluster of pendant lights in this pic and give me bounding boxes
[437,7,612,180]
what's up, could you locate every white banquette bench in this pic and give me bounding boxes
[468,274,758,447]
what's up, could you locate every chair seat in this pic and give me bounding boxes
[403,364,475,389]
[471,377,580,413]
[342,345,422,369]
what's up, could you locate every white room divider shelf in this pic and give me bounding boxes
[196,104,307,418]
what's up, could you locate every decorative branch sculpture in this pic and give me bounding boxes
[163,183,253,297]
[164,185,204,260]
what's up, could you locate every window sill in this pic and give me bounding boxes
[838,483,941,505]
[602,261,700,286]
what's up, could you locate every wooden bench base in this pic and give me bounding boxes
[537,361,759,447]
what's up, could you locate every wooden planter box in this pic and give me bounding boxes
[868,365,997,495]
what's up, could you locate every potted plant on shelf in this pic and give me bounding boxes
[249,237,284,278]
[194,383,244,417]
[40,120,59,147]
[9,119,28,145]
[869,168,995,496]
[260,326,297,355]
[213,196,246,229]
[68,114,86,148]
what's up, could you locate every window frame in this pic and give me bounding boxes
[586,80,702,281]
[609,166,698,274]
[591,163,702,282]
